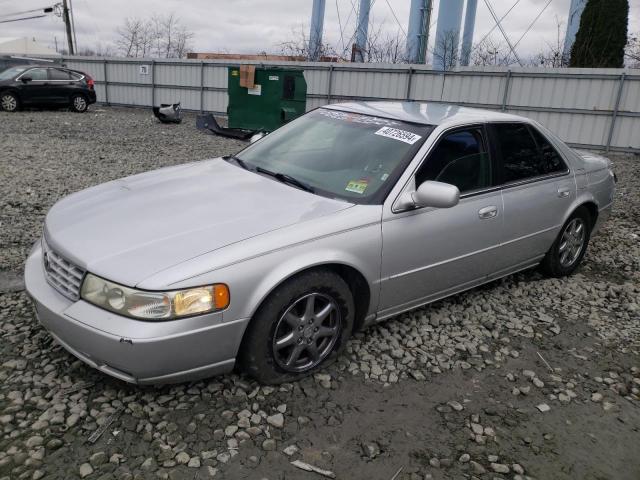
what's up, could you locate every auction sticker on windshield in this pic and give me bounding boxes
[345,179,369,194]
[374,126,422,145]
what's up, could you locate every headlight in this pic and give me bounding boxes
[80,273,229,320]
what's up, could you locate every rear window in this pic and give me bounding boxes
[49,68,72,80]
[493,123,566,184]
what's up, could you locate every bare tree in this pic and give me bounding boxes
[626,32,640,68]
[431,30,461,70]
[363,23,408,63]
[471,36,512,66]
[277,24,338,59]
[114,14,193,58]
[528,17,569,68]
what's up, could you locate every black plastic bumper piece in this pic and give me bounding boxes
[196,113,255,140]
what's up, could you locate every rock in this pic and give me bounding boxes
[533,378,545,388]
[140,458,156,470]
[262,439,277,451]
[25,436,43,448]
[66,413,80,427]
[537,403,551,412]
[175,451,190,464]
[523,370,536,379]
[429,458,440,468]
[447,401,464,411]
[188,457,201,468]
[459,453,470,463]
[267,413,284,428]
[79,463,93,478]
[283,445,299,456]
[491,463,510,474]
[225,425,238,437]
[362,442,381,459]
[513,463,525,474]
[470,461,486,474]
[591,392,603,402]
[89,451,107,466]
[471,423,483,435]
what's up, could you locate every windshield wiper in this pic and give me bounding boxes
[255,166,315,193]
[223,155,249,170]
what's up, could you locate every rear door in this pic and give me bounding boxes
[47,68,76,104]
[490,122,574,272]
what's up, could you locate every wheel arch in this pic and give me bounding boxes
[246,261,374,334]
[578,201,599,229]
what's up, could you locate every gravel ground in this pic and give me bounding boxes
[1,107,639,480]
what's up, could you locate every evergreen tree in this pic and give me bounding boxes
[570,0,629,68]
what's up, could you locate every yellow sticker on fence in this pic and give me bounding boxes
[345,179,369,194]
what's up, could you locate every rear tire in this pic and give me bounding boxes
[1,92,19,112]
[238,269,354,384]
[70,94,88,113]
[540,206,591,277]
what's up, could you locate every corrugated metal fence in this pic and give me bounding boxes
[61,56,640,153]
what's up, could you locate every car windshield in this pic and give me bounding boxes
[236,108,433,203]
[0,66,27,80]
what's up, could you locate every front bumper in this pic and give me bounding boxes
[24,244,249,384]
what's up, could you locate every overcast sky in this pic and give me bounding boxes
[1,0,639,60]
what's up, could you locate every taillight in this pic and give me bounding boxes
[85,75,94,90]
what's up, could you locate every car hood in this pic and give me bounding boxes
[45,158,352,286]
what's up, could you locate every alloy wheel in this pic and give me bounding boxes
[272,292,341,373]
[1,94,17,112]
[73,96,87,111]
[558,217,586,267]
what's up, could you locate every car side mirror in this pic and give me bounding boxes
[21,76,32,83]
[398,180,460,210]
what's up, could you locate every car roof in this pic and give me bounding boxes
[323,101,526,126]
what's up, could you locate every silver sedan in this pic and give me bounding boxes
[24,102,616,384]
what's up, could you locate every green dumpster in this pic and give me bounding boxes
[227,66,307,132]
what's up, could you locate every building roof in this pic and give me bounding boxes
[0,37,59,56]
[325,101,525,126]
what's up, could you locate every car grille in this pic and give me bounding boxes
[42,238,85,301]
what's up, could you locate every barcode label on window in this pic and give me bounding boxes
[374,126,422,145]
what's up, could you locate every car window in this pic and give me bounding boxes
[236,109,433,204]
[0,66,28,80]
[49,68,72,80]
[529,126,567,175]
[493,123,565,183]
[415,128,492,194]
[24,68,48,81]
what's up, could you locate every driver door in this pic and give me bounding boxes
[378,125,505,318]
[18,68,50,105]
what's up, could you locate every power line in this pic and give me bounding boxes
[336,0,346,53]
[483,0,523,65]
[474,0,522,49]
[0,5,54,20]
[0,14,47,23]
[511,0,554,51]
[383,0,406,36]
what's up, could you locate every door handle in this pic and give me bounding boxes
[557,187,571,198]
[478,206,498,219]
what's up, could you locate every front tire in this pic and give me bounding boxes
[541,206,591,277]
[70,94,88,112]
[1,92,19,112]
[239,269,354,384]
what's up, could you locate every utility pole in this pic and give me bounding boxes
[62,0,75,54]
[406,0,432,64]
[352,0,371,63]
[308,0,326,61]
